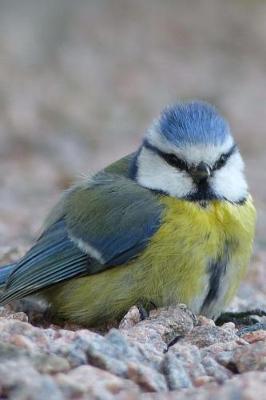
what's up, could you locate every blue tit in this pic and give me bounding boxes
[0,101,256,326]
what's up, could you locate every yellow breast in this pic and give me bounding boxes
[139,195,256,317]
[45,195,256,326]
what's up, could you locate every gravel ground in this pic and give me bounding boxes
[0,303,265,399]
[0,1,265,399]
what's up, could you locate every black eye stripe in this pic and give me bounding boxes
[143,139,189,172]
[159,152,189,171]
[213,144,237,170]
[143,139,237,173]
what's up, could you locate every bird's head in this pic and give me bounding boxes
[133,101,247,204]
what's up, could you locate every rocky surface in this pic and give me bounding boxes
[0,299,265,400]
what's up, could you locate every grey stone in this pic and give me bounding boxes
[161,353,193,390]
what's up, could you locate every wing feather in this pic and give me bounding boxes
[0,173,163,304]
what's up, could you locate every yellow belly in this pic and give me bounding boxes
[44,196,256,326]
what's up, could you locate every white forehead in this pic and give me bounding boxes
[146,124,234,166]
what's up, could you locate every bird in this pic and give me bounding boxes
[0,100,256,327]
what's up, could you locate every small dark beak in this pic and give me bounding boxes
[190,162,211,182]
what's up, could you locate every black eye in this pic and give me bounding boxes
[142,140,190,172]
[162,153,188,172]
[214,154,227,170]
[213,145,238,171]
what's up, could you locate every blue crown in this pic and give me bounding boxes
[159,101,231,147]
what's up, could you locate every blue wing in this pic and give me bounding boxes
[0,263,16,289]
[65,173,164,266]
[0,173,163,304]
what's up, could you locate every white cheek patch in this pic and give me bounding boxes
[211,153,248,202]
[136,147,195,198]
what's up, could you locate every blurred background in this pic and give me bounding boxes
[0,0,266,255]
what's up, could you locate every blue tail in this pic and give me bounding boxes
[0,263,16,289]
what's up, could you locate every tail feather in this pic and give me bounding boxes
[0,263,16,289]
